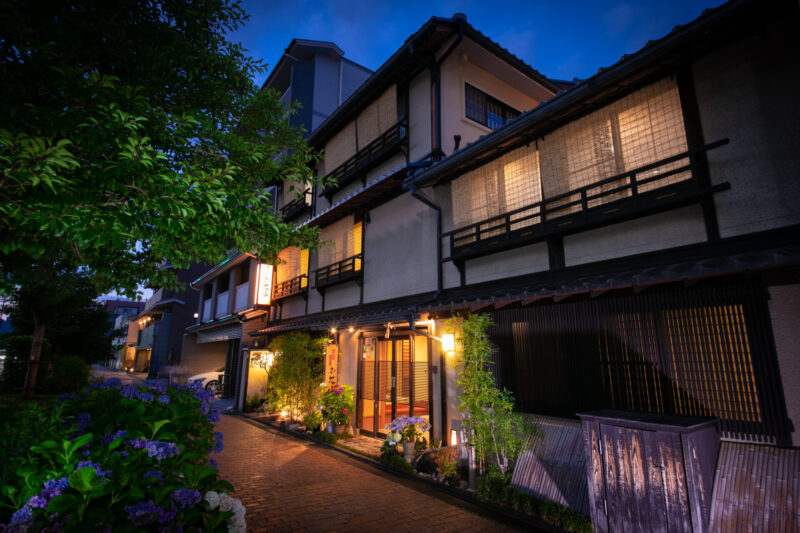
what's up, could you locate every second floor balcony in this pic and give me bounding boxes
[273,274,308,301]
[314,254,363,291]
[444,140,730,264]
[319,119,407,201]
[215,290,229,319]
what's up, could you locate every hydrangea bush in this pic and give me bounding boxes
[0,378,243,532]
[318,384,353,426]
[384,416,431,442]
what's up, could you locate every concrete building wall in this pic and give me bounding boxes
[363,193,437,303]
[563,206,708,267]
[278,296,307,319]
[466,243,550,285]
[180,335,226,378]
[768,283,800,447]
[312,55,341,131]
[322,282,360,311]
[693,15,800,238]
[340,60,371,104]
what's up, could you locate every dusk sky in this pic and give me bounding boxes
[230,0,726,86]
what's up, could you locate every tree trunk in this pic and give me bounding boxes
[23,318,45,399]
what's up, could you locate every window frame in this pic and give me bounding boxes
[465,83,520,130]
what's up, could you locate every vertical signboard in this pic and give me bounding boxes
[325,343,339,386]
[254,262,273,307]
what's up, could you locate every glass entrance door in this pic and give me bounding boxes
[358,336,427,436]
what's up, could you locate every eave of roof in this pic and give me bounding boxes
[404,0,774,189]
[191,253,254,288]
[307,14,560,149]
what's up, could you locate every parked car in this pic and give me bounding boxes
[187,367,224,396]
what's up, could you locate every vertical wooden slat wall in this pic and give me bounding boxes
[487,281,789,443]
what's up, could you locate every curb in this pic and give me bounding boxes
[230,413,562,533]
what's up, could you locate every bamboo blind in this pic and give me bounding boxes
[356,85,398,150]
[276,247,308,284]
[539,77,689,213]
[324,120,357,173]
[318,217,362,268]
[451,144,542,231]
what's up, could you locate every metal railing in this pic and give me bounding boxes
[215,291,229,319]
[233,282,250,312]
[314,254,363,288]
[280,190,311,221]
[320,119,408,197]
[272,274,308,300]
[446,140,728,259]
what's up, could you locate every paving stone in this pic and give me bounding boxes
[214,415,519,532]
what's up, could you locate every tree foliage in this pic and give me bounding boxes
[267,332,325,420]
[0,0,320,295]
[454,314,533,475]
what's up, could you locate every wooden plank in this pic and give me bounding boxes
[643,430,667,533]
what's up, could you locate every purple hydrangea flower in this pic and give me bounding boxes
[172,488,201,509]
[26,495,47,509]
[143,470,163,483]
[209,459,218,468]
[125,500,159,526]
[76,412,91,431]
[206,407,221,424]
[120,384,139,399]
[145,441,179,460]
[157,394,170,404]
[10,505,33,525]
[137,392,154,403]
[100,430,128,445]
[41,477,69,499]
[155,505,176,524]
[213,432,224,453]
[150,381,167,395]
[76,460,111,478]
[57,393,73,402]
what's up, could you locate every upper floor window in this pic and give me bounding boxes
[318,217,363,270]
[465,84,520,130]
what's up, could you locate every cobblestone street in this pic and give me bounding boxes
[214,416,519,533]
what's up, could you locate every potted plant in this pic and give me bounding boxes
[319,384,354,434]
[385,416,431,459]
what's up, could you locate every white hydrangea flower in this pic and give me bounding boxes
[204,491,220,510]
[228,515,247,533]
[218,493,233,512]
[231,498,246,517]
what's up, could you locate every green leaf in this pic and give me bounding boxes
[68,467,99,493]
[69,433,94,454]
[46,494,79,515]
[150,419,170,437]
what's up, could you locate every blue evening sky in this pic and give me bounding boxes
[230,0,726,86]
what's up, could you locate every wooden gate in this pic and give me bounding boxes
[580,410,719,533]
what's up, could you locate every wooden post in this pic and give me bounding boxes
[23,319,45,399]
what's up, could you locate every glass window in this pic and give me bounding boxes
[465,84,520,130]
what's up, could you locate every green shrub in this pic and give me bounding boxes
[244,393,267,412]
[302,410,322,431]
[0,402,69,487]
[311,430,338,444]
[476,465,510,501]
[267,332,325,420]
[378,453,414,474]
[41,355,90,393]
[0,378,244,532]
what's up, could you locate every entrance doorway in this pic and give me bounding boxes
[357,336,429,436]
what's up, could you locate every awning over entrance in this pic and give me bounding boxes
[186,316,243,344]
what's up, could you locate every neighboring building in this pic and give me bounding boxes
[113,314,139,371]
[103,298,144,368]
[181,40,371,400]
[247,1,800,529]
[133,264,209,378]
[103,298,144,325]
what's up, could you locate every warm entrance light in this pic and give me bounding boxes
[441,333,455,353]
[330,327,336,334]
[450,429,458,446]
[348,326,354,333]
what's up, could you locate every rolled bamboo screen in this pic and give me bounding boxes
[324,120,357,173]
[318,217,362,267]
[277,246,303,284]
[450,77,689,229]
[356,85,398,150]
[451,144,542,230]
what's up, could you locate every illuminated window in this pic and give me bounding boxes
[276,247,309,287]
[465,83,520,130]
[318,217,362,269]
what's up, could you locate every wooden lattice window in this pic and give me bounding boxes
[318,217,362,269]
[276,247,308,286]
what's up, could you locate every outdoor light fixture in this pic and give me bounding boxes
[330,327,336,334]
[441,333,455,354]
[450,429,458,446]
[193,313,199,318]
[280,410,288,418]
[348,326,354,333]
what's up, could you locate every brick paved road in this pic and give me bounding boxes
[215,415,520,533]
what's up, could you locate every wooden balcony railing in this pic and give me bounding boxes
[272,274,308,301]
[320,120,408,200]
[280,190,311,221]
[444,139,730,263]
[314,254,363,290]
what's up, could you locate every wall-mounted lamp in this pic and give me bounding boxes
[193,313,199,318]
[450,429,458,446]
[330,327,337,334]
[348,326,354,333]
[441,333,455,354]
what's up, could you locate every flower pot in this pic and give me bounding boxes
[402,441,416,459]
[326,422,346,434]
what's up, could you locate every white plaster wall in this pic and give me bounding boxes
[564,206,707,266]
[279,296,307,319]
[440,39,546,156]
[322,282,360,311]
[768,284,800,447]
[180,336,226,377]
[693,16,800,238]
[465,243,549,285]
[365,153,406,184]
[408,70,431,161]
[363,193,438,303]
